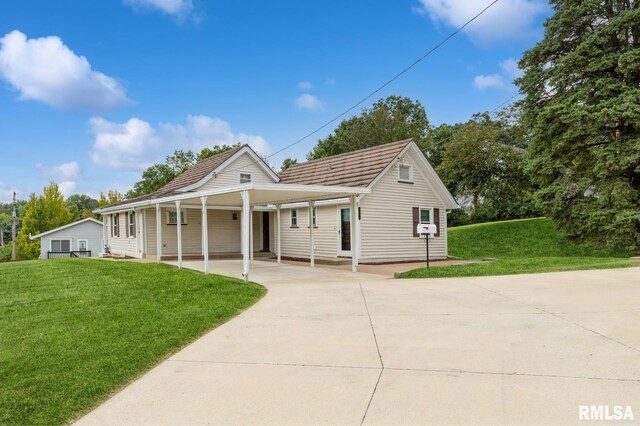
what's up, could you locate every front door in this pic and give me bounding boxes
[78,239,88,251]
[338,207,352,256]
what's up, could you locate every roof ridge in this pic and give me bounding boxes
[285,138,413,170]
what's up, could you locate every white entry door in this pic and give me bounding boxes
[78,239,88,251]
[338,206,352,257]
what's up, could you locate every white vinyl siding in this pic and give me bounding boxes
[145,208,266,258]
[359,150,447,262]
[106,212,138,257]
[39,220,103,259]
[278,205,337,259]
[198,152,275,191]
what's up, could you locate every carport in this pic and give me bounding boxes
[105,183,369,281]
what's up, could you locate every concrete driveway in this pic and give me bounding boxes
[77,261,640,425]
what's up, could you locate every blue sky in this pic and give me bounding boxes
[0,0,550,201]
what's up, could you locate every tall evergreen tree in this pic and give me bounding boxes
[518,0,640,251]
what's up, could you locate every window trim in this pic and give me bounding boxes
[77,239,89,251]
[166,209,187,225]
[398,164,413,183]
[112,213,119,238]
[290,208,298,228]
[239,172,252,184]
[419,207,434,225]
[127,211,136,238]
[50,239,71,253]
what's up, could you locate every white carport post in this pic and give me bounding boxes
[201,196,209,274]
[102,215,108,255]
[249,208,254,261]
[276,204,281,264]
[155,204,162,264]
[241,190,250,282]
[308,201,315,268]
[350,195,358,273]
[176,200,182,269]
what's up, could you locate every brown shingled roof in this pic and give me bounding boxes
[279,139,413,187]
[104,145,245,208]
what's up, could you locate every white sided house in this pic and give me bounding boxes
[95,140,457,280]
[29,218,103,259]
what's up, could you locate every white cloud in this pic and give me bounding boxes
[473,74,507,89]
[295,94,323,111]
[124,0,193,16]
[89,115,270,170]
[89,117,161,170]
[58,181,77,197]
[297,81,313,89]
[0,182,19,202]
[473,57,523,90]
[414,0,546,43]
[160,115,271,156]
[36,161,81,181]
[325,78,336,86]
[499,58,523,78]
[0,30,130,111]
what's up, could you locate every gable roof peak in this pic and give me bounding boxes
[279,139,415,187]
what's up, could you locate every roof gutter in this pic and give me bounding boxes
[93,183,370,214]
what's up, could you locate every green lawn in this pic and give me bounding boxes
[0,259,265,425]
[398,218,638,278]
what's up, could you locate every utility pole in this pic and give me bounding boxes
[11,191,17,261]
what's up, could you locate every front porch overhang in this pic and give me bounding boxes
[95,183,369,281]
[94,183,370,214]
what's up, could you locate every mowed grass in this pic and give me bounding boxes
[0,259,265,425]
[398,218,638,278]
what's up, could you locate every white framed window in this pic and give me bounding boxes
[312,207,318,227]
[78,239,89,251]
[419,207,433,224]
[127,211,136,237]
[240,173,252,184]
[51,239,71,252]
[290,208,298,227]
[167,209,187,225]
[112,214,119,237]
[398,164,413,183]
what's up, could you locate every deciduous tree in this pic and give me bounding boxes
[307,96,429,160]
[16,183,74,259]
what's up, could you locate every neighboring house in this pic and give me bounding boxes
[29,218,103,259]
[94,140,457,279]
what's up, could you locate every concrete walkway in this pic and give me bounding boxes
[77,262,640,425]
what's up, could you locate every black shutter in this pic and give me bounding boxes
[116,214,120,237]
[125,212,129,238]
[434,208,441,237]
[412,207,419,237]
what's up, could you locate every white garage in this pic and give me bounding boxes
[30,218,103,259]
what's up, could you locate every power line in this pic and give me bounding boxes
[262,0,501,162]
[217,0,502,174]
